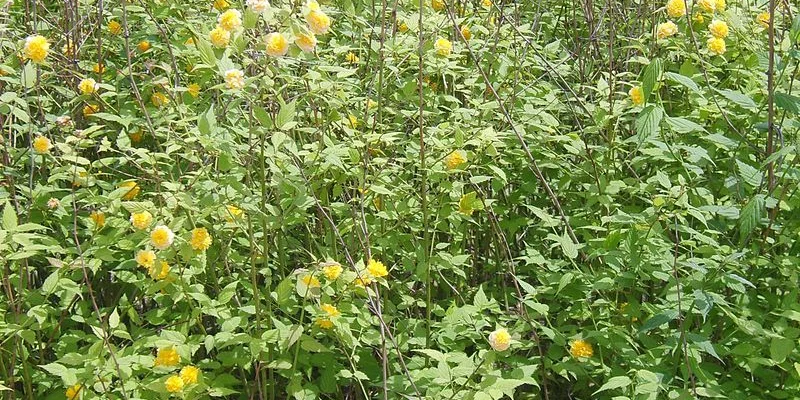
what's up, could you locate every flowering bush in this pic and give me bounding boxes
[1,0,799,398]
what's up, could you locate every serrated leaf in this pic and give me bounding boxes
[593,376,632,395]
[635,105,663,145]
[665,116,706,133]
[775,92,800,114]
[665,72,700,93]
[736,160,763,187]
[739,195,765,239]
[639,309,678,333]
[716,89,757,111]
[641,58,662,102]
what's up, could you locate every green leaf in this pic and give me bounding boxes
[736,160,763,187]
[716,89,757,111]
[665,72,701,94]
[2,202,17,230]
[775,92,800,114]
[593,376,632,395]
[199,105,217,135]
[641,58,662,102]
[639,309,678,333]
[474,285,489,309]
[665,116,706,134]
[635,105,663,145]
[739,194,765,240]
[770,337,794,363]
[277,100,296,130]
[559,231,578,259]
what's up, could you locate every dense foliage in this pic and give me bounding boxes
[1,0,800,398]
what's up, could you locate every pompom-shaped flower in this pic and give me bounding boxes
[756,12,770,28]
[265,32,289,57]
[165,375,184,392]
[246,0,269,14]
[213,0,230,11]
[434,38,452,56]
[225,204,243,221]
[708,19,728,38]
[665,0,685,18]
[569,339,594,359]
[136,250,156,269]
[209,26,231,48]
[33,135,52,154]
[295,32,317,53]
[190,227,212,251]
[657,21,678,39]
[137,40,150,52]
[24,35,50,63]
[130,211,153,230]
[354,275,373,287]
[108,20,122,35]
[93,63,105,74]
[693,13,705,23]
[151,92,169,108]
[188,83,201,97]
[345,52,359,64]
[445,150,466,169]
[90,211,106,228]
[301,274,321,288]
[306,0,321,11]
[83,104,100,116]
[180,366,200,385]
[697,0,715,13]
[306,10,331,35]
[150,260,169,280]
[366,258,388,278]
[629,86,644,106]
[431,0,444,11]
[321,262,343,280]
[706,36,726,55]
[224,69,245,90]
[460,25,472,40]
[488,328,511,351]
[316,318,334,329]
[150,225,175,250]
[321,303,340,317]
[218,9,242,31]
[714,0,725,12]
[154,347,180,367]
[398,22,409,33]
[66,384,82,400]
[120,181,140,200]
[482,0,492,8]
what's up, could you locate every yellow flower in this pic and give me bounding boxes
[665,0,685,18]
[295,32,317,53]
[756,12,770,28]
[434,38,452,56]
[629,86,644,106]
[187,83,200,97]
[83,104,99,116]
[150,260,169,280]
[656,21,678,39]
[209,26,231,48]
[225,204,243,221]
[93,63,106,74]
[306,0,321,12]
[569,339,594,359]
[190,227,212,251]
[354,275,373,287]
[213,0,230,11]
[431,0,444,11]
[301,274,321,288]
[180,365,200,385]
[164,375,184,392]
[488,328,511,351]
[315,317,333,329]
[154,347,180,367]
[23,35,49,63]
[108,20,122,35]
[706,36,726,55]
[321,262,343,280]
[32,135,52,154]
[708,19,728,38]
[398,22,409,32]
[482,0,492,8]
[321,303,340,317]
[366,258,388,278]
[460,25,471,40]
[62,39,76,57]
[150,225,175,250]
[347,114,358,128]
[151,92,169,108]
[714,0,725,12]
[693,13,705,23]
[445,150,466,170]
[218,9,242,31]
[66,384,82,400]
[698,0,715,13]
[120,181,140,200]
[224,68,245,90]
[137,40,151,52]
[246,0,270,14]
[130,211,153,230]
[345,52,359,64]
[90,211,106,228]
[306,10,331,35]
[136,250,156,269]
[265,32,289,57]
